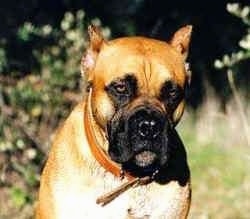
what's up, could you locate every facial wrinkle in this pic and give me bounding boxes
[143,58,151,93]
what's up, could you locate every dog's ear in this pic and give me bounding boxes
[170,25,192,60]
[81,25,106,80]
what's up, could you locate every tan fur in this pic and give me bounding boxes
[36,26,192,219]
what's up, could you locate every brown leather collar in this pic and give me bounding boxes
[84,88,134,180]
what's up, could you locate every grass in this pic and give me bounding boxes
[178,104,250,219]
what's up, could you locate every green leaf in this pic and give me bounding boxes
[10,187,28,208]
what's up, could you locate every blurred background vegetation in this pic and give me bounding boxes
[0,0,250,218]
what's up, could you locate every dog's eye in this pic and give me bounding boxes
[160,81,184,111]
[160,81,180,99]
[106,74,137,108]
[113,81,127,94]
[169,88,178,98]
[107,75,137,96]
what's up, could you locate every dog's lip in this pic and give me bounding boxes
[134,150,157,167]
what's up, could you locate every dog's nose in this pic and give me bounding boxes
[129,107,165,140]
[138,119,161,138]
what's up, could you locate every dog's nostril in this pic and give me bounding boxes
[138,120,150,137]
[138,119,161,139]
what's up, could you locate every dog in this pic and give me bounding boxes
[36,24,192,219]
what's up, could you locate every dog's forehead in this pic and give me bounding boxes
[94,37,186,90]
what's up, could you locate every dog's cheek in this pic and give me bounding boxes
[108,132,131,163]
[92,93,115,128]
[158,133,170,166]
[172,100,185,125]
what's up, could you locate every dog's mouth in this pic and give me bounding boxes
[134,150,157,167]
[121,149,160,177]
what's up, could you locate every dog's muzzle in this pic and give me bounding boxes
[108,103,171,177]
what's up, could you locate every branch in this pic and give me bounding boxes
[227,69,250,146]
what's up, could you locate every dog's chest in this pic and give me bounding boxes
[53,166,187,219]
[96,174,187,219]
[71,179,156,218]
[61,166,186,219]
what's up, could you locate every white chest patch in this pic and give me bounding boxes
[53,161,189,219]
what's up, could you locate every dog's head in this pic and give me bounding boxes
[82,25,192,177]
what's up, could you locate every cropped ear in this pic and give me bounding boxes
[170,25,192,60]
[81,25,106,80]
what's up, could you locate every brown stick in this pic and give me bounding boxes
[96,176,151,206]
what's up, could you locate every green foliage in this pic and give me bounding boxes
[214,3,250,69]
[10,187,30,208]
[0,47,7,72]
[0,10,110,216]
